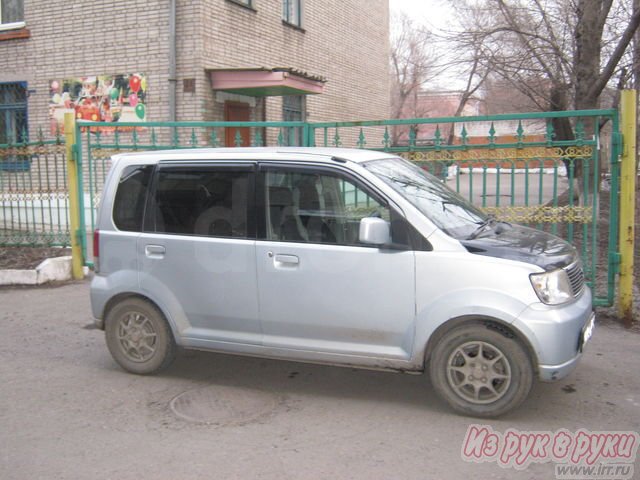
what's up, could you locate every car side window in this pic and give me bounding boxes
[264,168,410,247]
[152,168,250,238]
[113,165,153,232]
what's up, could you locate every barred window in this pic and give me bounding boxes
[0,82,28,171]
[282,95,305,146]
[0,82,27,143]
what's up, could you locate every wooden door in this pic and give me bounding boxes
[224,102,250,147]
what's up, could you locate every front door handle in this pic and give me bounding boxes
[145,244,166,259]
[273,254,299,268]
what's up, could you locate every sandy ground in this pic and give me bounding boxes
[0,280,639,480]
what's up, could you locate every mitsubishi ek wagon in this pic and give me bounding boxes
[90,148,595,417]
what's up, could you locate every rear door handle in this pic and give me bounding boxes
[145,245,166,259]
[273,254,299,268]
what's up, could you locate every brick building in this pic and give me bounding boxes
[0,0,390,145]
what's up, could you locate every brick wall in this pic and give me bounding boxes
[199,0,390,124]
[0,0,390,137]
[0,1,172,137]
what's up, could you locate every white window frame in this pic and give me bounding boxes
[0,0,25,30]
[227,0,253,9]
[282,0,303,28]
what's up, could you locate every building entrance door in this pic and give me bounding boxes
[224,101,250,147]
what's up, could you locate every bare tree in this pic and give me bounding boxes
[437,5,496,142]
[390,10,492,145]
[446,0,640,192]
[450,0,640,114]
[390,12,437,127]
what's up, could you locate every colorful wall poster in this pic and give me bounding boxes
[49,74,147,133]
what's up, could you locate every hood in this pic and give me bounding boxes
[461,223,577,271]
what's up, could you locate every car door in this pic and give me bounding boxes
[138,163,261,346]
[255,163,417,361]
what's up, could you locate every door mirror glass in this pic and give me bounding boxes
[359,217,390,246]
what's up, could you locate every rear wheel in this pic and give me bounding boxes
[105,298,176,375]
[429,324,533,417]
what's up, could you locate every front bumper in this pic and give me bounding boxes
[538,352,582,382]
[512,288,594,382]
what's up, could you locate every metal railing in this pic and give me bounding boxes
[0,107,625,308]
[0,130,70,246]
[306,110,620,306]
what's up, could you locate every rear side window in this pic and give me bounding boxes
[152,168,250,238]
[113,165,153,231]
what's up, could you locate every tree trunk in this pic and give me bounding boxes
[549,84,582,195]
[571,0,611,199]
[573,0,609,111]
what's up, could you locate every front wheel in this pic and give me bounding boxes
[105,298,176,375]
[429,324,533,417]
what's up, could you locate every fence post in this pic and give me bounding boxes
[302,123,310,147]
[618,89,637,325]
[74,119,87,262]
[64,113,84,279]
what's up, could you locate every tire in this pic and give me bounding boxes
[429,323,533,417]
[105,298,176,375]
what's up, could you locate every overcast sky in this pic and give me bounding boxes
[389,0,454,31]
[389,0,462,89]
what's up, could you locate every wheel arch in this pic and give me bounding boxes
[102,292,171,334]
[423,316,539,374]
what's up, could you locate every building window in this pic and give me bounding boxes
[227,0,253,9]
[282,0,302,27]
[0,81,28,170]
[0,82,27,143]
[0,0,24,29]
[282,95,305,146]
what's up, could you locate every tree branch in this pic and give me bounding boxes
[587,6,640,100]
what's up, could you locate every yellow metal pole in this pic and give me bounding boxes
[618,89,637,326]
[64,113,84,279]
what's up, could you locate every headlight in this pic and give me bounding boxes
[530,269,573,305]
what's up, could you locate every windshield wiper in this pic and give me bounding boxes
[467,215,496,240]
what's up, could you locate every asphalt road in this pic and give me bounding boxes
[1,281,639,480]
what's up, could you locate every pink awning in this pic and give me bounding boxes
[208,68,325,96]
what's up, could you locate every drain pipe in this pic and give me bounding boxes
[168,0,177,122]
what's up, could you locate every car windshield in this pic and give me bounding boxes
[364,157,488,239]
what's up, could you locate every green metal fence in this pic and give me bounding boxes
[40,109,617,308]
[0,131,70,246]
[306,110,620,306]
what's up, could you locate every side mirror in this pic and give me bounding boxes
[359,217,391,246]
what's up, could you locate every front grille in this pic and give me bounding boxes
[565,261,585,296]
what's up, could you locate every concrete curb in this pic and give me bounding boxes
[0,256,88,286]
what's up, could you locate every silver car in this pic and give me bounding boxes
[90,148,595,417]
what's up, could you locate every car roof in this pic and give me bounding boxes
[111,147,397,165]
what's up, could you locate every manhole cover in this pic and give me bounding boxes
[170,385,281,425]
